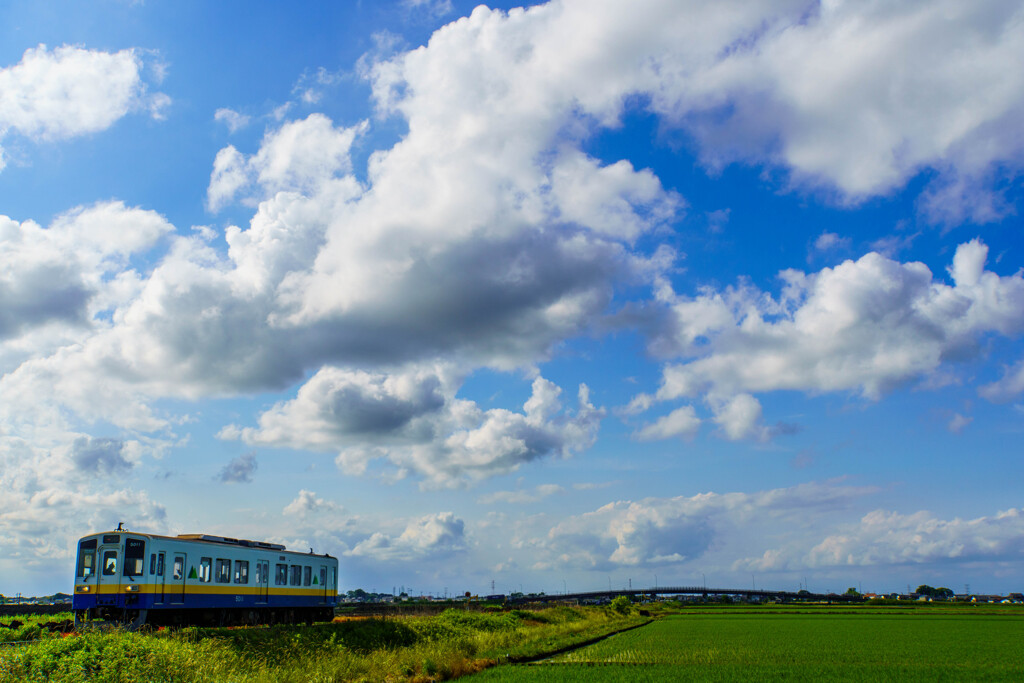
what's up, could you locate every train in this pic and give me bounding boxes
[72,526,338,628]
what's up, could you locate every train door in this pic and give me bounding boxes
[170,554,186,604]
[96,534,122,604]
[154,552,167,605]
[256,560,269,604]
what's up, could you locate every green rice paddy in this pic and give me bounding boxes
[473,607,1024,682]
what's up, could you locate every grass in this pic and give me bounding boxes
[472,605,1024,681]
[0,606,644,682]
[0,614,74,644]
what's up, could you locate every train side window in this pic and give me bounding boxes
[102,550,117,576]
[173,557,184,580]
[215,559,231,583]
[331,568,336,589]
[234,560,249,584]
[319,566,326,588]
[199,557,212,583]
[275,563,287,586]
[77,540,97,578]
[254,563,263,585]
[149,554,156,575]
[157,554,165,577]
[301,566,310,586]
[289,565,301,586]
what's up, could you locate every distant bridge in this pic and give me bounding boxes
[509,586,862,604]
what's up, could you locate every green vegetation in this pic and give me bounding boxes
[0,606,643,682]
[5,604,1023,681]
[915,584,955,599]
[474,605,1024,681]
[0,613,74,644]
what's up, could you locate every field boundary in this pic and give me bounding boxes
[510,618,654,664]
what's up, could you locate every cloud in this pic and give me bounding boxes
[633,405,701,441]
[710,393,770,442]
[651,0,1024,221]
[368,0,1024,223]
[347,511,465,562]
[637,240,1024,425]
[0,202,173,343]
[217,452,258,483]
[534,481,878,571]
[947,413,972,434]
[207,113,366,210]
[214,107,250,133]
[813,232,850,254]
[71,437,135,476]
[0,44,167,168]
[401,0,453,19]
[804,508,1024,568]
[226,369,604,487]
[478,484,564,504]
[979,358,1024,403]
[283,489,344,517]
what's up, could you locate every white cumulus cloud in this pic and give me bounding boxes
[0,44,168,170]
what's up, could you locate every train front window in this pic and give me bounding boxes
[102,550,117,576]
[77,539,97,578]
[123,538,145,577]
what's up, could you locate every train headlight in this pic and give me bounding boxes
[126,585,140,592]
[76,585,90,593]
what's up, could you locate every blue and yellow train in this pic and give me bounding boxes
[72,527,338,627]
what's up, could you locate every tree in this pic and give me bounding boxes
[610,595,632,615]
[915,585,936,596]
[845,587,861,596]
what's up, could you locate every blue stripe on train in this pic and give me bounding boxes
[74,592,336,611]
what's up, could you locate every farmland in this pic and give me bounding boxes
[3,604,1023,681]
[474,605,1024,682]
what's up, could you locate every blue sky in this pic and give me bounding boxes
[2,0,1023,598]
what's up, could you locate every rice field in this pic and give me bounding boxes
[472,607,1024,681]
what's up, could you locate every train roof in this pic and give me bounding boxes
[79,529,334,558]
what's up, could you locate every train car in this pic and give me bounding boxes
[72,526,338,627]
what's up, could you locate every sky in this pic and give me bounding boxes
[1,0,1023,599]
